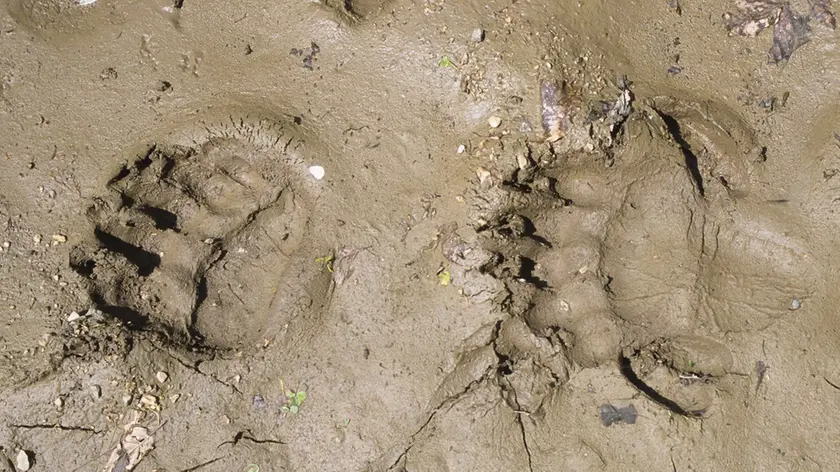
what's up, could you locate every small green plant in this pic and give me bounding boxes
[315,254,334,273]
[437,269,451,286]
[246,465,260,472]
[438,55,455,68]
[282,390,308,414]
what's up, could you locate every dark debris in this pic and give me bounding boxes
[668,0,682,15]
[599,403,638,426]
[724,0,782,37]
[755,360,768,393]
[292,42,321,70]
[769,4,812,63]
[725,0,836,63]
[809,0,837,28]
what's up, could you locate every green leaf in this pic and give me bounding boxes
[343,418,351,426]
[438,55,455,67]
[295,391,307,405]
[437,270,451,286]
[289,404,299,414]
[246,465,260,472]
[285,390,295,399]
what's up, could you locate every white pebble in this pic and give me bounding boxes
[308,165,325,180]
[790,298,801,310]
[33,234,42,244]
[471,28,485,43]
[67,311,81,322]
[77,0,96,5]
[2,241,9,248]
[156,371,169,383]
[16,450,31,471]
[488,116,502,128]
[457,144,466,154]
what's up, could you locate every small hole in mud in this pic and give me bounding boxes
[90,294,148,330]
[195,276,208,310]
[134,154,154,172]
[94,228,161,276]
[139,205,180,232]
[70,258,96,277]
[107,166,131,185]
[518,256,550,289]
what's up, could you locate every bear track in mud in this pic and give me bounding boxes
[454,92,812,418]
[70,111,323,350]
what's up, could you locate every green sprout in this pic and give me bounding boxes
[437,269,451,286]
[315,254,334,273]
[246,465,260,472]
[438,55,455,68]
[282,389,308,414]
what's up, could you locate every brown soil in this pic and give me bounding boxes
[2,0,840,470]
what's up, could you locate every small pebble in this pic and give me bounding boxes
[140,393,159,410]
[54,397,63,408]
[516,154,530,170]
[2,241,9,248]
[156,371,169,383]
[15,450,32,472]
[253,394,267,410]
[487,116,502,128]
[471,28,485,43]
[476,167,492,184]
[790,298,801,310]
[90,385,102,399]
[456,144,466,154]
[33,234,42,244]
[170,394,181,404]
[51,234,67,243]
[67,311,81,322]
[308,165,325,180]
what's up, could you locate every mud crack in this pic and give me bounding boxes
[653,108,705,197]
[516,413,535,472]
[10,423,104,434]
[618,354,704,418]
[218,430,285,448]
[178,456,225,472]
[147,340,242,394]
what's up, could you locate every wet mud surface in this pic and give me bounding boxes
[2,0,840,470]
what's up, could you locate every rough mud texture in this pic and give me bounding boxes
[2,0,840,470]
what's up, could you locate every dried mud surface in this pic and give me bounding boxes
[2,0,840,470]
